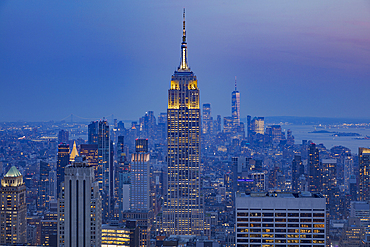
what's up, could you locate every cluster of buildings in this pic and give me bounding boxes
[1,9,370,247]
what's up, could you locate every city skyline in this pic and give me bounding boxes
[1,1,370,121]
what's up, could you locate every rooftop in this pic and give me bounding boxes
[237,191,324,199]
[4,166,22,178]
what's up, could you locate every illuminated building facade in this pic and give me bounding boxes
[130,139,150,211]
[57,143,69,198]
[359,147,370,201]
[163,9,204,235]
[235,192,326,247]
[0,166,27,245]
[251,117,264,135]
[101,224,131,247]
[57,156,102,247]
[322,159,340,220]
[88,120,112,221]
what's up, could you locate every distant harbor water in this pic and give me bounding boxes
[281,124,370,154]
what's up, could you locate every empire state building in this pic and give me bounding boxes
[163,9,204,235]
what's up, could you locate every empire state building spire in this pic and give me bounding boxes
[178,8,189,71]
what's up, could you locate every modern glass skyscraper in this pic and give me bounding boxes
[163,9,204,235]
[231,77,240,127]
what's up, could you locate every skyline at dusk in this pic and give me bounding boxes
[1,0,370,122]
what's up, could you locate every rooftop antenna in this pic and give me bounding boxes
[235,76,237,91]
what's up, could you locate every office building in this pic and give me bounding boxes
[163,9,204,235]
[58,130,69,144]
[41,200,58,247]
[101,224,131,247]
[308,143,321,193]
[251,117,264,135]
[0,166,27,245]
[214,115,221,134]
[224,116,234,133]
[57,143,69,198]
[292,155,303,192]
[80,143,98,171]
[38,160,51,211]
[232,77,240,127]
[322,159,340,219]
[235,192,326,247]
[339,217,362,247]
[130,139,150,211]
[359,147,370,201]
[117,136,127,164]
[88,120,112,221]
[202,103,213,135]
[57,156,102,247]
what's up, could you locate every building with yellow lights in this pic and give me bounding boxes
[162,9,204,236]
[359,147,370,201]
[235,192,326,247]
[101,224,131,247]
[0,166,27,245]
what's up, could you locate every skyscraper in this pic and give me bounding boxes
[0,166,27,245]
[58,130,69,144]
[88,120,112,221]
[359,147,370,201]
[292,155,303,192]
[231,77,240,128]
[163,9,204,235]
[308,143,321,193]
[202,103,213,135]
[130,139,150,211]
[38,160,51,211]
[57,143,69,198]
[57,156,102,247]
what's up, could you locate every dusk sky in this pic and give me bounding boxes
[1,1,369,122]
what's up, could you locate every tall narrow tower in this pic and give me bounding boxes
[231,76,240,127]
[163,9,204,235]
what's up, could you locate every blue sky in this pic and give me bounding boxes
[1,0,369,122]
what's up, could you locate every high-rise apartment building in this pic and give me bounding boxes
[308,143,321,193]
[0,166,27,245]
[235,192,326,247]
[231,77,240,127]
[57,156,102,247]
[163,9,204,235]
[359,147,370,201]
[57,143,69,198]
